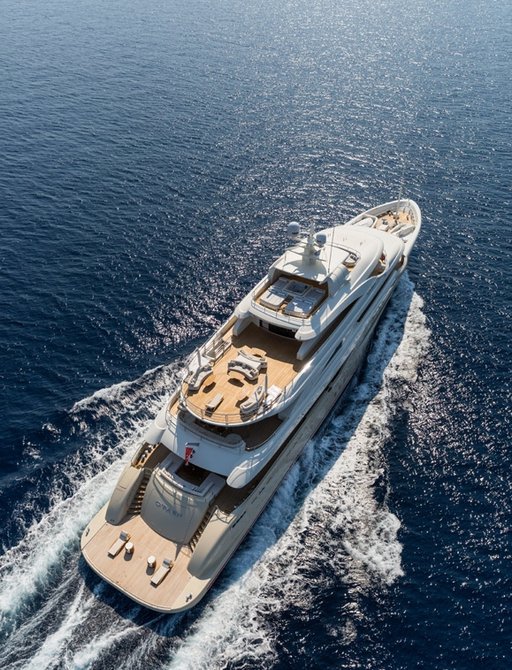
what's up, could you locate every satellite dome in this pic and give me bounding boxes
[287,222,300,238]
[315,232,327,247]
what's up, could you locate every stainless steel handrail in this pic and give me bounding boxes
[179,391,258,426]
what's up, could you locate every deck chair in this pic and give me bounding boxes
[150,558,173,586]
[187,359,213,391]
[205,393,223,414]
[108,530,131,558]
[264,384,283,409]
[259,277,291,310]
[240,385,264,415]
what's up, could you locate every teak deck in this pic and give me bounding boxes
[376,210,412,228]
[82,514,194,610]
[183,323,303,422]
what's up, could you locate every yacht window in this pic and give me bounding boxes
[267,322,296,339]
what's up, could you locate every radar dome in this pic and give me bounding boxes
[287,222,300,238]
[315,232,327,247]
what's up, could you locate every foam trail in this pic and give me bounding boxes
[68,625,137,670]
[0,449,131,628]
[123,614,186,667]
[70,362,174,413]
[0,572,82,668]
[167,276,429,670]
[22,584,93,670]
[0,361,184,631]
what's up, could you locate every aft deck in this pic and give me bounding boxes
[181,322,303,424]
[82,513,195,611]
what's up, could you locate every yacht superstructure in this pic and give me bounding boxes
[81,199,421,611]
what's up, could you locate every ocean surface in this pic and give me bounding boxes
[0,0,510,668]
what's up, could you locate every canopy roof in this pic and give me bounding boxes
[269,225,384,287]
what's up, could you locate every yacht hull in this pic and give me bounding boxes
[81,286,394,612]
[81,198,421,612]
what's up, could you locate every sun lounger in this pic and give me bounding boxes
[259,278,290,310]
[283,287,324,317]
[395,224,414,238]
[108,530,131,558]
[270,277,289,291]
[205,393,223,413]
[150,558,173,586]
[187,362,213,391]
[260,288,288,310]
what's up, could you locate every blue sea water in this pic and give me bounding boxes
[0,0,510,667]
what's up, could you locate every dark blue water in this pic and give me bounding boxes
[0,0,510,667]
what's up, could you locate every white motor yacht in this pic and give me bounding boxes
[81,198,421,612]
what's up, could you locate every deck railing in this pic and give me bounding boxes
[176,369,306,427]
[178,391,262,426]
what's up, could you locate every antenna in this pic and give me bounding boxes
[307,220,316,248]
[327,229,334,274]
[285,220,325,263]
[395,153,406,222]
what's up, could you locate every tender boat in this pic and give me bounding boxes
[81,199,421,612]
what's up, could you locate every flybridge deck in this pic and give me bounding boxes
[180,321,303,425]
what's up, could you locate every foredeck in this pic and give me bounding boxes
[374,209,413,230]
[82,513,194,611]
[182,322,303,424]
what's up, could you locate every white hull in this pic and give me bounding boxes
[81,199,420,611]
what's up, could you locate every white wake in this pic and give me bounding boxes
[0,275,429,670]
[0,362,184,634]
